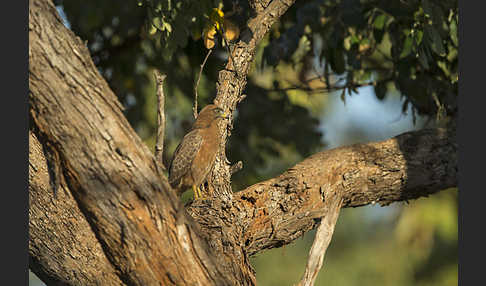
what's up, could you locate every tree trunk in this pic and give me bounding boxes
[28,0,458,285]
[29,130,124,286]
[30,0,239,284]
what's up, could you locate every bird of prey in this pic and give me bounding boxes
[168,104,229,199]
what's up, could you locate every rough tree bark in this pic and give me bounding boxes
[28,0,458,285]
[29,130,124,286]
[30,0,236,284]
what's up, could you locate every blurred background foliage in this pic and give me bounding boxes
[31,0,458,285]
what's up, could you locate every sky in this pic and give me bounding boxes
[320,86,428,150]
[318,86,430,223]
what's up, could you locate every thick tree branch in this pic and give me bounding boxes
[29,131,124,285]
[29,0,234,285]
[231,126,457,255]
[209,0,297,201]
[188,126,457,264]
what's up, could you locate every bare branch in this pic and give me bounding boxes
[229,160,243,174]
[263,76,394,94]
[298,196,342,286]
[194,49,213,119]
[154,70,167,171]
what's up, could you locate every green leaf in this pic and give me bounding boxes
[162,21,172,33]
[152,17,162,29]
[418,46,430,70]
[450,19,458,46]
[400,36,413,58]
[415,30,423,46]
[343,36,351,50]
[373,14,386,30]
[426,25,445,56]
[437,60,450,77]
[447,44,457,62]
[350,34,360,44]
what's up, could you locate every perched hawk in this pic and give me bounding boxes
[168,104,229,199]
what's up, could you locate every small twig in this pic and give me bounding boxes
[229,161,243,175]
[266,75,394,95]
[154,70,167,171]
[238,93,247,104]
[431,92,446,123]
[298,196,342,286]
[194,49,213,119]
[267,81,374,94]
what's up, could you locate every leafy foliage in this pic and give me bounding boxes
[262,0,458,120]
[141,0,214,57]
